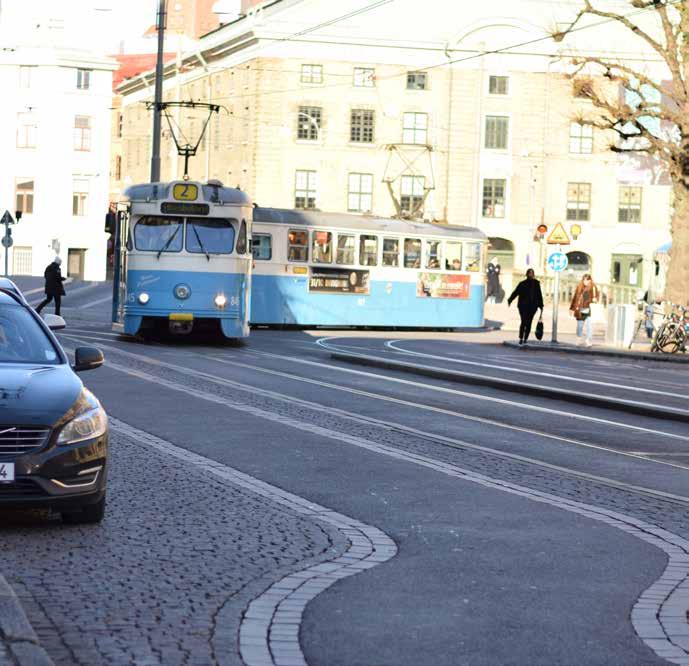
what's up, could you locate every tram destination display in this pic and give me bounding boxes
[416,272,471,299]
[308,268,370,295]
[161,202,210,215]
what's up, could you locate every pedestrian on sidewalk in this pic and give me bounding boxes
[570,273,599,347]
[507,268,544,345]
[36,257,66,316]
[485,258,503,304]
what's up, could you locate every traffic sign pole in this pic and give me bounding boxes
[1,210,15,278]
[552,253,560,343]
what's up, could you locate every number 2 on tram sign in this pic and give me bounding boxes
[173,183,198,201]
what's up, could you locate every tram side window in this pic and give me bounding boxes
[287,229,308,262]
[252,234,272,260]
[236,219,248,254]
[336,234,355,265]
[359,235,378,266]
[186,218,236,254]
[382,238,399,267]
[464,242,481,272]
[404,238,421,269]
[445,241,462,271]
[134,216,183,252]
[312,230,332,264]
[425,240,441,269]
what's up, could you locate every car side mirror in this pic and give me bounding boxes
[43,314,66,330]
[73,347,104,372]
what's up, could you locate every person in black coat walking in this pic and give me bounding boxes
[36,257,66,316]
[507,268,544,344]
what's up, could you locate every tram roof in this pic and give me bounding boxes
[253,208,486,240]
[123,181,251,206]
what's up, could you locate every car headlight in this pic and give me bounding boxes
[138,292,150,304]
[174,283,191,300]
[214,294,227,308]
[56,389,108,446]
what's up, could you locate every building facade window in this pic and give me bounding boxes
[300,64,322,84]
[350,109,374,143]
[482,179,506,218]
[15,179,34,214]
[566,182,591,221]
[295,170,317,209]
[353,67,375,87]
[76,68,91,90]
[72,178,89,216]
[402,112,428,145]
[16,113,37,148]
[19,65,34,88]
[569,122,593,154]
[348,173,373,212]
[485,116,509,149]
[400,175,425,215]
[297,106,321,141]
[114,155,122,181]
[489,75,509,95]
[407,72,427,90]
[116,113,123,138]
[619,186,642,223]
[74,115,92,151]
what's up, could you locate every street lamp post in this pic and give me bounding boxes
[150,0,166,183]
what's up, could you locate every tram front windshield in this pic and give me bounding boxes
[186,218,235,254]
[134,216,183,253]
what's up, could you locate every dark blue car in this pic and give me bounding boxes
[0,286,108,523]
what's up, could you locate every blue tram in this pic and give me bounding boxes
[112,180,252,338]
[250,208,487,328]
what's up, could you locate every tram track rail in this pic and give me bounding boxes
[60,333,689,510]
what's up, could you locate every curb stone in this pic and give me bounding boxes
[0,576,53,666]
[330,351,689,424]
[504,340,689,363]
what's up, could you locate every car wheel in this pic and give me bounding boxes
[62,496,106,525]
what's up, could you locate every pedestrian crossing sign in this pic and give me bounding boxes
[546,223,570,245]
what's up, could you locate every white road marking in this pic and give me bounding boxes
[78,295,112,309]
[378,339,689,401]
[28,281,102,307]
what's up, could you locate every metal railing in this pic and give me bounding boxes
[539,276,640,306]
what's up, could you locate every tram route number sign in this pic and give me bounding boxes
[1,235,12,249]
[308,268,370,295]
[417,273,470,299]
[547,252,569,272]
[0,463,14,483]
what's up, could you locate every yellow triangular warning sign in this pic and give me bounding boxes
[546,223,571,245]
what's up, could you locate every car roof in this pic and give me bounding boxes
[0,287,25,306]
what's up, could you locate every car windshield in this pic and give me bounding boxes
[186,218,236,254]
[134,216,183,252]
[0,304,60,364]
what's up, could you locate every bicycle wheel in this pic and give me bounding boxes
[658,322,682,353]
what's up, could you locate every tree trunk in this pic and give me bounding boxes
[666,180,689,304]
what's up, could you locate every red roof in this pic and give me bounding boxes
[111,53,175,90]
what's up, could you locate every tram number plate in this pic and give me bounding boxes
[169,313,194,322]
[0,463,15,483]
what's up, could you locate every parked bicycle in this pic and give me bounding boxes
[651,304,688,354]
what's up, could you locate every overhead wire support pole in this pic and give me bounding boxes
[150,0,166,183]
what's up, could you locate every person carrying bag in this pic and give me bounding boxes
[570,273,599,347]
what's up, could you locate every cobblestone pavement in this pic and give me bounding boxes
[0,433,342,666]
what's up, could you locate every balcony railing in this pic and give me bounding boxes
[539,276,641,306]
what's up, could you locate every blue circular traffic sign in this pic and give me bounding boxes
[547,252,568,272]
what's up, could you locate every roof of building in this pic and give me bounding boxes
[252,208,486,240]
[112,53,175,90]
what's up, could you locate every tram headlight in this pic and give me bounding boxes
[174,283,191,300]
[138,292,150,304]
[214,294,227,309]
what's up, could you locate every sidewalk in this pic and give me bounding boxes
[485,301,689,364]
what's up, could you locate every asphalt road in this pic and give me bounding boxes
[3,279,689,666]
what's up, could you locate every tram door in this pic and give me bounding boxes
[111,208,130,327]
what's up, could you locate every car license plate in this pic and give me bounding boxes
[0,463,14,482]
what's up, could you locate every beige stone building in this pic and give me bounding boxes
[115,0,672,295]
